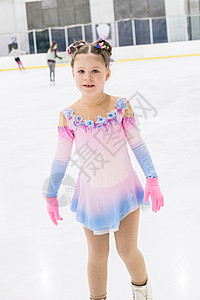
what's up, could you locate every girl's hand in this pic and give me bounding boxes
[143,177,164,212]
[46,196,63,225]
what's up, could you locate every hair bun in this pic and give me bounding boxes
[68,38,112,68]
[67,40,86,56]
[95,38,112,56]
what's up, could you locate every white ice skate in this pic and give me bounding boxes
[131,278,152,300]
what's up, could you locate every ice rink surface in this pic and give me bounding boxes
[0,55,200,300]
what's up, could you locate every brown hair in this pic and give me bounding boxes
[50,41,57,52]
[68,39,112,69]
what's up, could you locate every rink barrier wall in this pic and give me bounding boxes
[1,40,200,72]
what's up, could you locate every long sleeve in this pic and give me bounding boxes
[46,111,75,198]
[54,48,61,59]
[122,100,158,178]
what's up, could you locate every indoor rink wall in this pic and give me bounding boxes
[1,40,200,71]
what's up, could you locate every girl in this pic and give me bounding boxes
[47,41,62,85]
[9,45,26,72]
[45,38,164,300]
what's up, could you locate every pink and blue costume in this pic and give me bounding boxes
[46,97,159,235]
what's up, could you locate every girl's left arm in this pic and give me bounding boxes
[54,49,62,60]
[122,99,164,212]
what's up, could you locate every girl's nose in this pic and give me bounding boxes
[84,73,93,81]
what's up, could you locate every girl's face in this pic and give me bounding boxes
[72,53,111,97]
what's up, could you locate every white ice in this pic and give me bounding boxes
[0,55,200,300]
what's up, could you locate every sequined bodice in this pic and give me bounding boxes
[62,97,127,132]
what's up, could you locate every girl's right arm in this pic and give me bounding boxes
[46,111,75,225]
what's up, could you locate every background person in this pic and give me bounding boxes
[47,41,62,85]
[9,45,26,72]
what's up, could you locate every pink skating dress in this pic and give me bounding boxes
[51,97,151,235]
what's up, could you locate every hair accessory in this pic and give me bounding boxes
[66,41,85,56]
[96,41,106,49]
[66,47,71,56]
[95,36,109,50]
[66,42,75,56]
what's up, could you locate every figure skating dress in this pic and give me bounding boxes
[46,97,157,235]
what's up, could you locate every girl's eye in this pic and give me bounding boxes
[77,69,99,74]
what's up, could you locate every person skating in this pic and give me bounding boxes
[9,45,26,72]
[47,41,62,85]
[45,38,164,300]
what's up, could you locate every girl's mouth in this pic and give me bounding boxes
[83,85,95,88]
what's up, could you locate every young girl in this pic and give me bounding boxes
[9,45,26,72]
[45,38,164,300]
[47,41,62,85]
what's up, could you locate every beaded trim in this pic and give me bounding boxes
[62,98,128,132]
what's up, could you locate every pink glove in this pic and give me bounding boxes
[143,177,164,212]
[46,196,63,225]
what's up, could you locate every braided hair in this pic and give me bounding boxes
[67,38,112,68]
